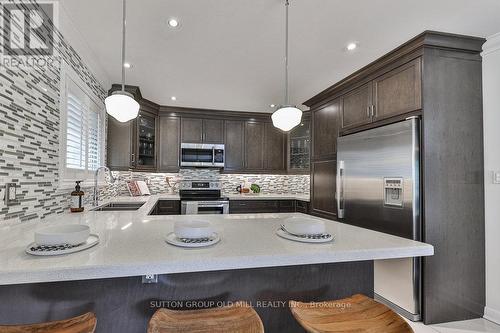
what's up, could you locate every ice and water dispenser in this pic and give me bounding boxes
[383,178,404,207]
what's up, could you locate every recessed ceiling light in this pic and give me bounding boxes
[168,18,179,28]
[171,96,177,101]
[123,62,132,68]
[346,42,358,51]
[270,104,276,108]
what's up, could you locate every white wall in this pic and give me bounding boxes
[58,2,111,90]
[482,32,500,325]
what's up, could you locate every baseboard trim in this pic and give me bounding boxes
[484,306,500,325]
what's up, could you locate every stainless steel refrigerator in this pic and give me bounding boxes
[336,117,421,321]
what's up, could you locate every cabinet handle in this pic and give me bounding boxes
[337,160,345,218]
[131,153,135,163]
[371,105,376,117]
[366,106,371,118]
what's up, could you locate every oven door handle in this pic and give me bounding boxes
[198,204,226,208]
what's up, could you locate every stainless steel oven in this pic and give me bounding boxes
[180,143,225,168]
[179,180,229,215]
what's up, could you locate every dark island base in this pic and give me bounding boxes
[0,261,373,333]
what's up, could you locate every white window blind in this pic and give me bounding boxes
[66,91,87,170]
[63,77,104,181]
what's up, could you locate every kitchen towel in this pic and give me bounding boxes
[184,201,198,214]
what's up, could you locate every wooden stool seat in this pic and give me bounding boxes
[290,294,413,333]
[0,312,96,333]
[148,301,264,333]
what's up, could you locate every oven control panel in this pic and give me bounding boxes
[180,181,221,190]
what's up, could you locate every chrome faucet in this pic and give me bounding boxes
[93,166,116,206]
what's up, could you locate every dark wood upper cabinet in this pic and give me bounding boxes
[340,82,372,130]
[264,122,286,171]
[373,58,422,121]
[158,116,180,172]
[224,120,245,171]
[107,116,133,171]
[181,118,224,143]
[312,99,339,161]
[181,118,204,143]
[244,121,265,170]
[203,119,224,143]
[310,159,337,219]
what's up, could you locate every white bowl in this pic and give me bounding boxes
[283,217,326,235]
[174,220,214,239]
[35,224,90,246]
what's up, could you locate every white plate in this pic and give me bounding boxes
[26,234,100,256]
[276,229,333,244]
[165,232,220,248]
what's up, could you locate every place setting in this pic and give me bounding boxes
[26,224,99,256]
[165,220,221,248]
[276,216,333,243]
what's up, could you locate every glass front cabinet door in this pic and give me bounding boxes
[135,112,157,170]
[288,119,310,173]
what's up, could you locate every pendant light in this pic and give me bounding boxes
[271,0,302,132]
[105,0,139,123]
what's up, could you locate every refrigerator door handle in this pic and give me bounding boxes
[337,160,345,218]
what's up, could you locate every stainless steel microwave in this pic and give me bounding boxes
[180,143,225,168]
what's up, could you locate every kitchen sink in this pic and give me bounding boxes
[91,202,146,212]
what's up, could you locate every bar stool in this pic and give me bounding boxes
[0,312,96,333]
[289,294,413,333]
[148,301,264,333]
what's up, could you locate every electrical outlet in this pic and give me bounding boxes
[493,171,500,184]
[0,188,5,207]
[8,183,16,200]
[142,274,158,284]
[3,183,16,206]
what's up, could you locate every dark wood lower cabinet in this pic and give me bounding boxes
[149,200,181,215]
[229,200,306,214]
[278,200,295,212]
[310,160,337,219]
[295,200,310,214]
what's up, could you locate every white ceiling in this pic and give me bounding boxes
[60,0,500,112]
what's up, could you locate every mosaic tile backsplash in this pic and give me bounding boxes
[108,169,310,197]
[0,1,108,224]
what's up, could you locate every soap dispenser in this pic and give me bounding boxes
[70,181,84,212]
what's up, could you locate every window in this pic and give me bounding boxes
[60,72,105,187]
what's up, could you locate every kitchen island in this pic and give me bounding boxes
[0,195,433,332]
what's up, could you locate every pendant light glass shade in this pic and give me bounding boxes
[271,0,302,132]
[106,0,138,122]
[271,106,302,131]
[105,91,139,123]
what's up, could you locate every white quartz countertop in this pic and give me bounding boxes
[129,193,311,202]
[226,193,310,201]
[0,195,433,285]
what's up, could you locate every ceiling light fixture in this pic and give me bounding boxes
[270,104,276,108]
[123,62,131,68]
[168,18,179,28]
[105,0,139,123]
[346,42,357,51]
[271,0,302,132]
[171,96,177,101]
